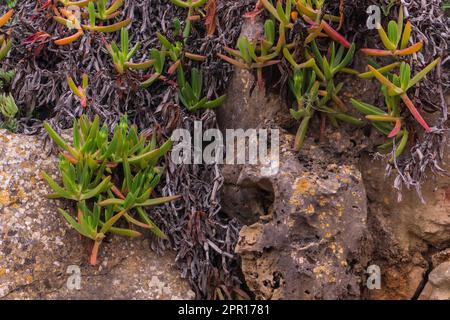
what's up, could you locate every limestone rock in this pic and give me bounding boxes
[0,129,194,300]
[233,134,370,300]
[360,129,450,299]
[419,262,450,300]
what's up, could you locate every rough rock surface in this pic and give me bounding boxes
[233,134,370,300]
[0,129,194,299]
[217,19,372,299]
[219,16,450,300]
[360,126,450,300]
[419,262,450,300]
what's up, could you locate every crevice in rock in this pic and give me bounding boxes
[411,242,450,299]
[411,250,433,300]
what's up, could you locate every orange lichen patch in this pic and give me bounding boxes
[0,267,6,277]
[26,274,33,283]
[0,134,10,143]
[318,197,328,207]
[340,177,350,184]
[15,187,26,200]
[302,204,315,215]
[334,203,344,217]
[0,190,10,206]
[289,177,315,206]
[294,177,310,193]
[313,264,336,283]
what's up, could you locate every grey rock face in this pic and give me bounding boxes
[0,129,194,300]
[232,134,369,300]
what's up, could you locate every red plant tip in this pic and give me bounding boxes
[243,0,264,18]
[400,94,432,133]
[63,152,78,164]
[80,97,87,108]
[168,61,181,74]
[188,15,201,21]
[243,9,264,18]
[90,241,101,266]
[320,20,351,49]
[360,48,392,57]
[320,20,351,48]
[388,119,402,138]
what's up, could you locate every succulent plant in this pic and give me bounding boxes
[260,0,295,27]
[141,30,205,88]
[0,9,14,28]
[178,67,226,112]
[0,69,15,90]
[58,0,93,6]
[351,92,409,160]
[0,35,12,62]
[360,6,423,57]
[289,66,362,152]
[0,9,13,60]
[106,28,155,74]
[93,0,124,21]
[170,0,208,38]
[365,59,440,133]
[52,1,131,46]
[0,93,18,131]
[67,73,89,108]
[53,7,85,46]
[217,28,281,88]
[43,115,179,265]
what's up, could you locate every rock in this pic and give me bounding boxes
[233,133,370,299]
[360,127,450,299]
[358,90,450,299]
[217,19,372,299]
[432,248,450,268]
[216,19,294,132]
[366,262,427,300]
[0,129,194,300]
[363,156,450,248]
[419,262,450,300]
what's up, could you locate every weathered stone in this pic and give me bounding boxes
[0,129,194,300]
[366,262,427,300]
[432,248,450,268]
[216,19,294,132]
[360,126,450,299]
[232,133,370,300]
[217,19,373,299]
[419,262,450,300]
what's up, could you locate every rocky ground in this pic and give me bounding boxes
[0,129,194,299]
